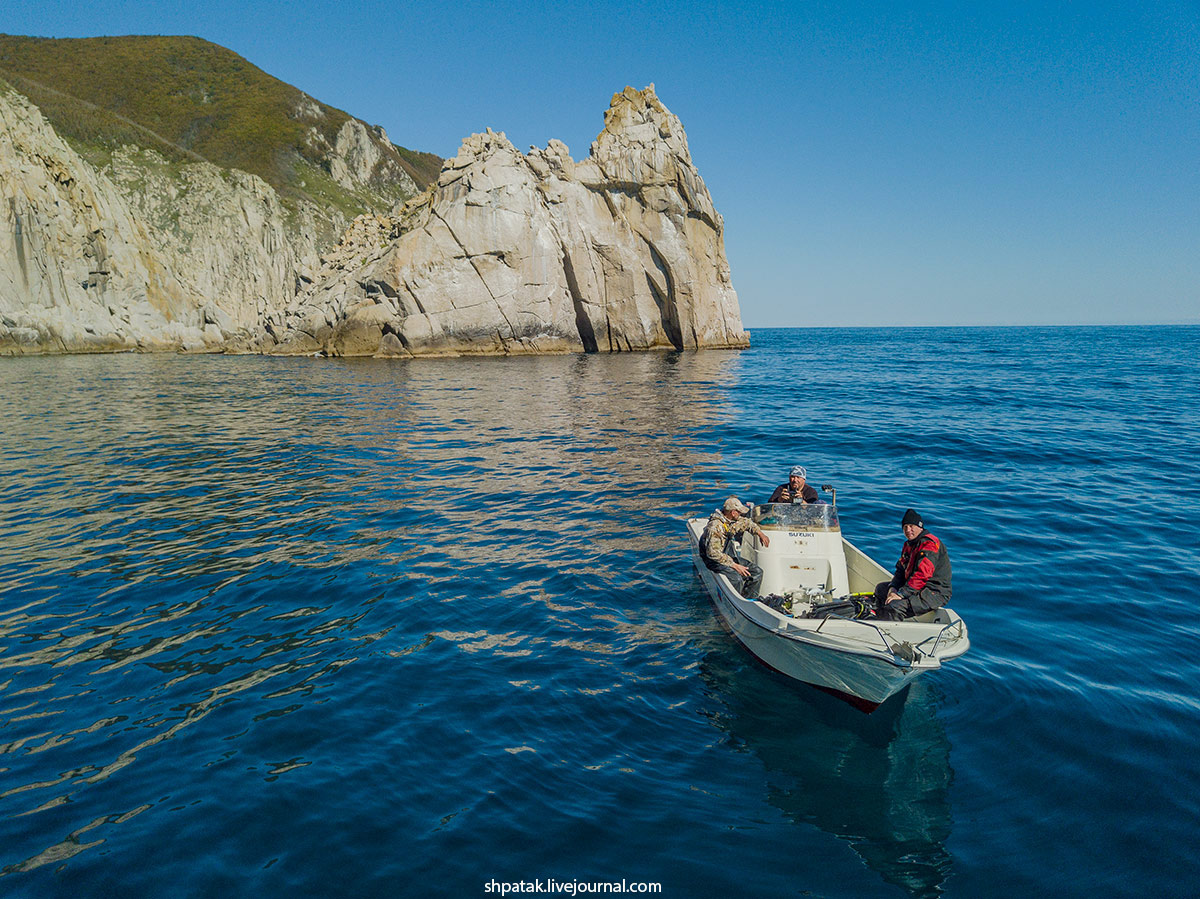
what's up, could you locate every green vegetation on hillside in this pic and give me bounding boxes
[0,33,443,207]
[0,70,204,171]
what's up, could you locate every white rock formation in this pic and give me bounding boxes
[0,85,189,352]
[0,84,326,353]
[1,82,748,356]
[107,146,322,330]
[330,119,418,196]
[296,101,418,201]
[261,85,748,356]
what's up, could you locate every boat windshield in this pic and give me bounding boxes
[752,502,840,532]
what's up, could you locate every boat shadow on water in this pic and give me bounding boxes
[697,606,956,899]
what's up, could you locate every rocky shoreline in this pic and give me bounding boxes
[2,82,747,357]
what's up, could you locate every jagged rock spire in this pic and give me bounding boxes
[264,86,748,356]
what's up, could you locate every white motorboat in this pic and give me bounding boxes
[687,501,969,711]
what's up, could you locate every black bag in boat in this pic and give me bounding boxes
[758,594,793,614]
[803,596,876,619]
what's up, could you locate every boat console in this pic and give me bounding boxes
[741,503,850,598]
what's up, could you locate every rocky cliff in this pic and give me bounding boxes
[0,34,433,355]
[1,76,747,356]
[257,86,748,356]
[0,84,324,352]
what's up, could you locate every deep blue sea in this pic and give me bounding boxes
[1,326,1198,898]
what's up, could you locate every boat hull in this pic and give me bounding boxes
[688,517,968,710]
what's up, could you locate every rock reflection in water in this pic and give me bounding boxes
[702,654,955,898]
[329,350,744,572]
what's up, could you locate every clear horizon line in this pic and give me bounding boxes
[743,321,1200,330]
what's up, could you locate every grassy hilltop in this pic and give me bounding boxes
[0,33,443,217]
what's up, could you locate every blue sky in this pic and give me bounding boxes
[3,0,1197,327]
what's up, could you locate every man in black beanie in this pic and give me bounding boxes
[873,508,953,620]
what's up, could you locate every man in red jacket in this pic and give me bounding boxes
[874,508,953,620]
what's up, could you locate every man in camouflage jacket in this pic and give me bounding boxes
[700,497,770,598]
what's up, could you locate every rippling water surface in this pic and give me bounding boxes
[1,327,1198,897]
